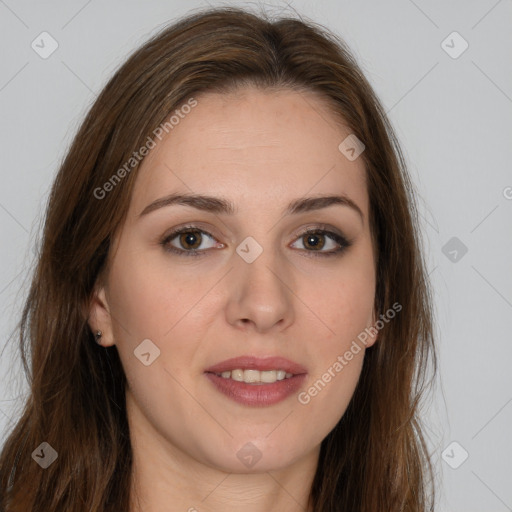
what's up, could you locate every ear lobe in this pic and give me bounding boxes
[88,285,115,346]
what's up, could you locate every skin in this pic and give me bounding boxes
[88,86,378,512]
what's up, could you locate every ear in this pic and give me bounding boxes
[88,284,115,347]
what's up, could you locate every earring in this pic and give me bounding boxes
[95,330,102,344]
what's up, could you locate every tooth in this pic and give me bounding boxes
[243,369,260,383]
[217,368,293,382]
[231,369,244,381]
[260,370,277,383]
[276,370,286,381]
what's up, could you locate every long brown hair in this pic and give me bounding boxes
[0,6,437,511]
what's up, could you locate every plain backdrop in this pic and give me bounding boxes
[0,1,511,510]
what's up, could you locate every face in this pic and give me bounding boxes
[89,86,378,474]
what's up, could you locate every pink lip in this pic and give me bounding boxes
[205,373,307,407]
[204,356,307,407]
[204,356,307,375]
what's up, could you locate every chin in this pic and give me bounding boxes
[201,437,306,474]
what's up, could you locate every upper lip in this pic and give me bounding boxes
[205,356,307,375]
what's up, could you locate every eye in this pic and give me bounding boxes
[289,227,351,257]
[160,225,222,257]
[160,224,352,257]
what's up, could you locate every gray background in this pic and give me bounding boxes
[0,0,511,510]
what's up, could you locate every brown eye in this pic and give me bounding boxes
[178,231,203,250]
[290,229,350,256]
[302,232,326,251]
[160,225,351,258]
[161,226,219,257]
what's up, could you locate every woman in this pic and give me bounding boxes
[0,6,437,511]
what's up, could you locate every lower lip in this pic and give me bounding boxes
[205,372,307,406]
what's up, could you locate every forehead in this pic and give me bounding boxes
[129,87,369,221]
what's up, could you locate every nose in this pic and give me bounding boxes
[225,245,295,333]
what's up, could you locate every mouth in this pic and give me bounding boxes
[204,355,307,406]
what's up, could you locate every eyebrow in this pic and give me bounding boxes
[138,192,364,221]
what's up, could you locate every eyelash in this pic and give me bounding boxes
[159,224,352,258]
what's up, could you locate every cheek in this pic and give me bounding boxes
[329,280,374,339]
[301,255,374,403]
[295,340,364,448]
[107,250,211,383]
[296,275,371,426]
[108,247,203,340]
[107,255,203,421]
[309,269,375,349]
